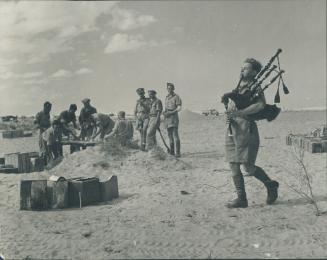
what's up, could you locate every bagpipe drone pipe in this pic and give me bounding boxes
[221,48,290,122]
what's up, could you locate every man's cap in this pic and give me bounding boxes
[167,82,175,89]
[82,98,90,104]
[118,111,125,117]
[69,104,77,111]
[136,88,145,94]
[44,101,52,107]
[148,90,157,95]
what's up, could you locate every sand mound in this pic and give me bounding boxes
[179,109,204,122]
[47,140,129,180]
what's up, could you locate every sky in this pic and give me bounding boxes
[0,0,326,116]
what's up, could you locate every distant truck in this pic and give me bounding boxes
[1,115,18,122]
[202,109,219,116]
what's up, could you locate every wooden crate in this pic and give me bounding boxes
[322,141,327,152]
[0,167,19,173]
[2,130,25,138]
[47,177,68,209]
[20,180,48,210]
[30,157,44,172]
[2,131,13,138]
[4,153,33,173]
[23,131,33,137]
[100,175,119,202]
[286,134,327,153]
[68,177,101,207]
[12,130,24,138]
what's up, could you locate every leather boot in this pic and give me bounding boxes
[140,144,146,151]
[175,140,181,158]
[266,181,279,205]
[226,174,248,208]
[170,143,175,155]
[253,166,279,204]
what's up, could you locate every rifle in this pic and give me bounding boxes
[157,127,171,154]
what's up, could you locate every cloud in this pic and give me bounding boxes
[105,33,176,54]
[19,71,43,79]
[51,69,73,78]
[0,1,117,60]
[110,6,156,31]
[105,33,147,54]
[75,68,93,75]
[0,2,157,61]
[23,78,49,85]
[0,70,43,80]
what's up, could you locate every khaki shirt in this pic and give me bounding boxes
[164,93,182,128]
[111,119,134,140]
[165,93,182,111]
[135,97,151,118]
[149,98,163,117]
[95,114,115,130]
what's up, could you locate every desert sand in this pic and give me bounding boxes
[0,109,327,259]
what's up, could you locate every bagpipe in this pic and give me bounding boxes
[221,49,289,123]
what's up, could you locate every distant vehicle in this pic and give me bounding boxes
[1,115,18,122]
[202,109,219,116]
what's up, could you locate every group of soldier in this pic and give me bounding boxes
[34,56,281,209]
[34,82,182,165]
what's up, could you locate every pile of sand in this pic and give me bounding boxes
[179,109,205,122]
[44,141,192,182]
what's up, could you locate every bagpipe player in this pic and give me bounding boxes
[223,58,279,208]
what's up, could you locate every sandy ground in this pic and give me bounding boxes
[0,110,327,259]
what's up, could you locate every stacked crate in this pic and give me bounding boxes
[286,134,327,153]
[4,153,32,173]
[20,175,119,210]
[2,130,24,138]
[2,152,44,173]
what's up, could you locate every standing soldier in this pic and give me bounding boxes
[34,101,52,164]
[164,83,182,157]
[42,119,62,162]
[79,98,97,141]
[146,90,163,150]
[134,88,151,151]
[224,58,279,208]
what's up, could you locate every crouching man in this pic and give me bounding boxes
[91,113,115,141]
[104,111,134,147]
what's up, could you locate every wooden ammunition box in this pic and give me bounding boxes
[4,153,33,173]
[100,175,119,202]
[0,166,19,173]
[20,180,48,210]
[47,178,68,209]
[2,131,13,138]
[68,177,101,207]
